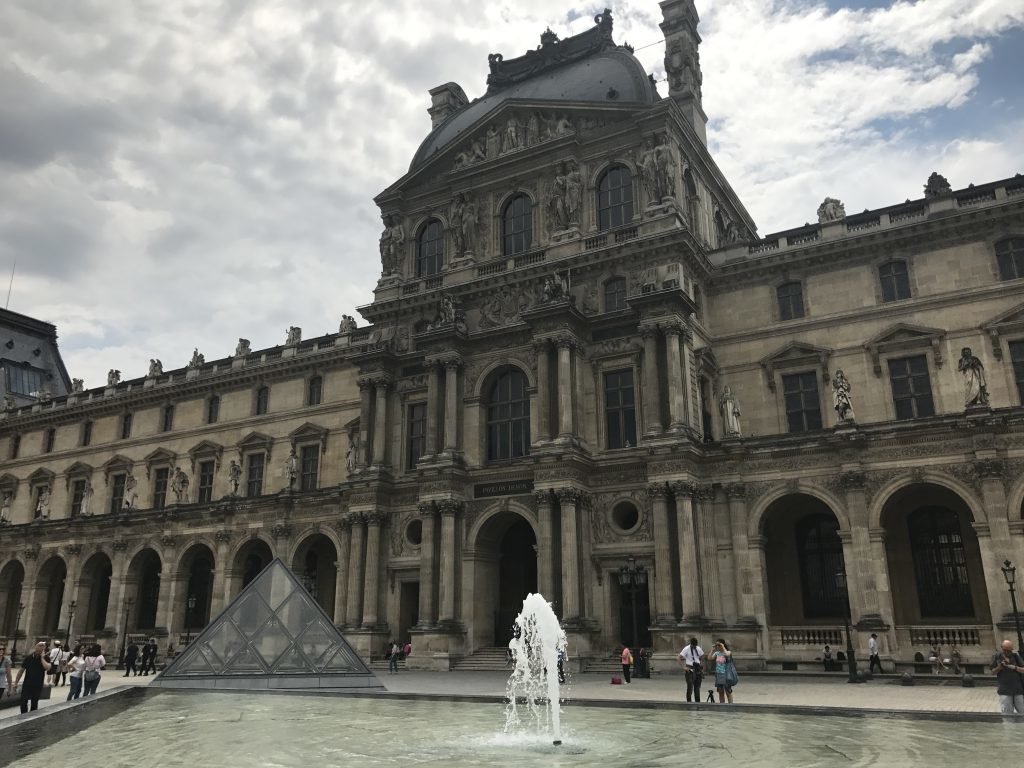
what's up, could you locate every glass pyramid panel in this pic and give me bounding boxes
[174,646,216,675]
[203,619,246,666]
[322,643,366,673]
[299,619,339,669]
[278,591,320,636]
[252,619,293,668]
[273,645,312,673]
[224,647,268,674]
[231,592,272,636]
[254,561,295,611]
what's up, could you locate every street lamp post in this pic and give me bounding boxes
[835,571,861,684]
[185,594,197,646]
[11,602,25,663]
[617,556,648,668]
[64,600,77,648]
[118,597,134,669]
[1000,560,1024,653]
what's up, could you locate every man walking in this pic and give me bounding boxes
[13,642,52,713]
[124,640,140,677]
[868,633,883,674]
[990,639,1024,714]
[141,638,158,675]
[0,644,12,701]
[678,637,704,703]
[388,641,400,675]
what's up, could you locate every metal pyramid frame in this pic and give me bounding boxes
[153,558,382,691]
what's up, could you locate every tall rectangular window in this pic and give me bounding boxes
[43,428,56,453]
[81,420,93,447]
[1009,340,1024,404]
[604,369,637,449]
[70,479,87,517]
[152,467,170,509]
[888,355,935,420]
[197,460,215,504]
[161,404,175,432]
[110,473,126,514]
[2,362,43,395]
[299,445,319,491]
[246,453,265,497]
[120,412,133,440]
[206,396,220,425]
[996,238,1024,281]
[307,376,323,406]
[255,386,269,416]
[604,277,627,312]
[879,261,911,302]
[776,281,805,321]
[9,434,20,459]
[407,402,427,469]
[782,372,823,433]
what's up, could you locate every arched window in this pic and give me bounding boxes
[502,195,533,256]
[604,277,627,312]
[908,507,974,617]
[486,368,530,461]
[776,281,805,320]
[879,260,911,302]
[416,220,444,277]
[795,513,847,618]
[996,238,1024,281]
[597,167,633,231]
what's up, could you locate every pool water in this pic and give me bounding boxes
[7,691,1023,767]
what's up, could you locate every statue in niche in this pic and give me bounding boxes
[428,294,467,333]
[924,172,952,198]
[637,137,660,203]
[285,448,299,489]
[504,115,523,153]
[958,347,989,408]
[816,197,846,223]
[148,359,163,378]
[171,466,190,503]
[339,314,358,334]
[346,431,361,473]
[542,271,571,302]
[228,459,242,496]
[72,378,85,393]
[124,472,138,509]
[0,491,11,524]
[469,137,486,163]
[450,193,478,255]
[35,486,50,520]
[485,125,501,159]
[235,338,251,357]
[80,481,94,517]
[378,214,405,275]
[654,137,677,201]
[526,112,541,145]
[107,369,121,387]
[831,370,856,423]
[285,326,302,346]
[548,160,582,230]
[719,386,742,438]
[188,348,205,368]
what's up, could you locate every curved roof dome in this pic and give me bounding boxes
[409,47,657,172]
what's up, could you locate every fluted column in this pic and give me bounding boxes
[535,491,555,599]
[672,481,702,620]
[372,380,389,467]
[333,518,351,625]
[424,362,441,458]
[557,488,581,620]
[108,542,129,636]
[556,340,575,438]
[664,325,686,429]
[156,560,174,632]
[648,484,675,624]
[641,327,661,434]
[695,486,723,622]
[357,378,373,469]
[417,503,438,627]
[58,546,83,636]
[345,514,365,627]
[726,483,765,625]
[443,360,461,454]
[437,500,461,625]
[534,341,551,443]
[361,512,385,628]
[210,532,232,616]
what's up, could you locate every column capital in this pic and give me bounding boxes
[534,489,553,507]
[670,480,697,499]
[532,338,552,352]
[437,499,464,516]
[696,485,716,502]
[554,336,578,351]
[555,487,581,505]
[426,353,462,369]
[646,483,669,500]
[662,322,685,337]
[365,510,387,526]
[417,500,436,516]
[357,377,375,391]
[346,511,366,526]
[724,482,747,500]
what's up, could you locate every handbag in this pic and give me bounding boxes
[725,658,739,687]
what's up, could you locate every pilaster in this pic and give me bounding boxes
[647,483,675,624]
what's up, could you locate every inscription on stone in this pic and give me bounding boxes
[474,479,534,499]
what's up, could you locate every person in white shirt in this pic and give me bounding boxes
[677,637,705,703]
[47,641,64,686]
[868,633,882,674]
[66,645,87,701]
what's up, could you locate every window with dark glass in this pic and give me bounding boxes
[197,460,215,504]
[604,277,627,312]
[10,434,20,459]
[70,479,87,517]
[782,372,823,433]
[206,396,220,425]
[2,362,43,396]
[110,473,126,514]
[161,404,175,432]
[879,261,911,302]
[152,467,170,509]
[43,428,55,453]
[407,402,427,470]
[246,453,265,497]
[486,369,530,462]
[300,445,319,491]
[604,369,637,449]
[416,220,444,277]
[502,195,533,256]
[908,507,974,617]
[120,412,133,440]
[81,420,93,447]
[776,281,805,321]
[1010,340,1024,404]
[255,386,269,415]
[307,376,323,407]
[888,355,935,420]
[996,238,1024,281]
[597,167,634,231]
[796,514,847,618]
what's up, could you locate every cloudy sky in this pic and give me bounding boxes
[2,0,1023,388]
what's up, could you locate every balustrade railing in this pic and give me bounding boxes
[779,627,844,647]
[909,626,983,646]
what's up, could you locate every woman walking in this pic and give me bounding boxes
[82,644,106,697]
[620,644,633,684]
[66,645,86,701]
[711,639,735,704]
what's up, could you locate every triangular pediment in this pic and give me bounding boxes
[983,301,1024,360]
[188,440,223,458]
[102,454,134,471]
[0,473,19,494]
[64,461,94,477]
[694,346,719,375]
[865,322,945,348]
[143,448,177,465]
[153,558,380,692]
[238,431,274,450]
[760,341,832,367]
[28,467,55,485]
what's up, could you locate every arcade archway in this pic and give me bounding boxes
[473,510,537,648]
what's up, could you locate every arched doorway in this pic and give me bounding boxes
[474,510,537,649]
[80,553,113,633]
[0,561,25,638]
[291,534,338,621]
[177,545,215,634]
[127,549,162,631]
[32,556,67,638]
[230,539,273,601]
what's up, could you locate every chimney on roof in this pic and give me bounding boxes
[660,0,707,145]
[427,82,469,129]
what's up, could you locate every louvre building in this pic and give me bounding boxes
[2,2,1024,672]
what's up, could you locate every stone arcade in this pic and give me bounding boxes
[2,2,1024,673]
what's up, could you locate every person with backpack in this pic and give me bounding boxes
[82,644,106,697]
[678,637,705,703]
[66,645,87,701]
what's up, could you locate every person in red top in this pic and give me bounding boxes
[620,645,633,684]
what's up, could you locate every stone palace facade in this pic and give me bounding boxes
[2,2,1024,671]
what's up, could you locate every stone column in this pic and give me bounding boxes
[557,489,581,620]
[424,362,441,458]
[976,463,1016,624]
[357,378,373,469]
[556,340,575,439]
[726,483,764,624]
[18,550,42,640]
[437,500,461,625]
[696,486,724,622]
[535,491,555,599]
[333,518,351,626]
[156,558,174,633]
[58,545,83,637]
[108,542,129,637]
[361,512,385,628]
[345,514,365,627]
[673,481,702,620]
[648,484,675,624]
[372,380,389,467]
[838,472,895,632]
[417,503,438,627]
[664,325,686,430]
[641,327,662,434]
[210,532,232,616]
[534,341,551,443]
[443,360,461,455]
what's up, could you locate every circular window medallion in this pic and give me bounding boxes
[610,501,640,534]
[406,519,423,546]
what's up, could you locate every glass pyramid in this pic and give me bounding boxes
[153,558,382,691]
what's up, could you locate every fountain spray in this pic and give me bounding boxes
[504,593,567,746]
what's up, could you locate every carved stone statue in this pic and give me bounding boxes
[554,114,573,135]
[285,326,301,346]
[107,369,121,387]
[817,197,846,223]
[171,466,190,503]
[831,370,856,423]
[124,472,138,509]
[148,359,163,378]
[542,271,571,302]
[485,125,501,158]
[427,294,467,334]
[339,314,358,334]
[503,115,522,153]
[469,137,486,163]
[235,338,251,357]
[924,172,952,198]
[345,433,360,474]
[285,448,299,489]
[450,193,478,255]
[72,378,85,393]
[0,491,11,524]
[719,386,742,437]
[526,112,541,145]
[549,161,582,230]
[188,348,205,369]
[378,214,405,276]
[654,136,677,201]
[35,486,50,520]
[80,481,93,517]
[958,347,989,408]
[228,459,242,495]
[638,137,660,204]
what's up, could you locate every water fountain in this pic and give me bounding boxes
[504,592,567,746]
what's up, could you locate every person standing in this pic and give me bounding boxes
[144,638,159,675]
[66,645,86,701]
[0,644,12,701]
[388,641,400,675]
[82,645,106,697]
[124,640,140,677]
[822,645,833,671]
[139,639,155,676]
[868,634,882,674]
[990,639,1024,715]
[710,639,734,704]
[47,641,64,686]
[13,642,52,713]
[678,637,704,703]
[620,644,633,684]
